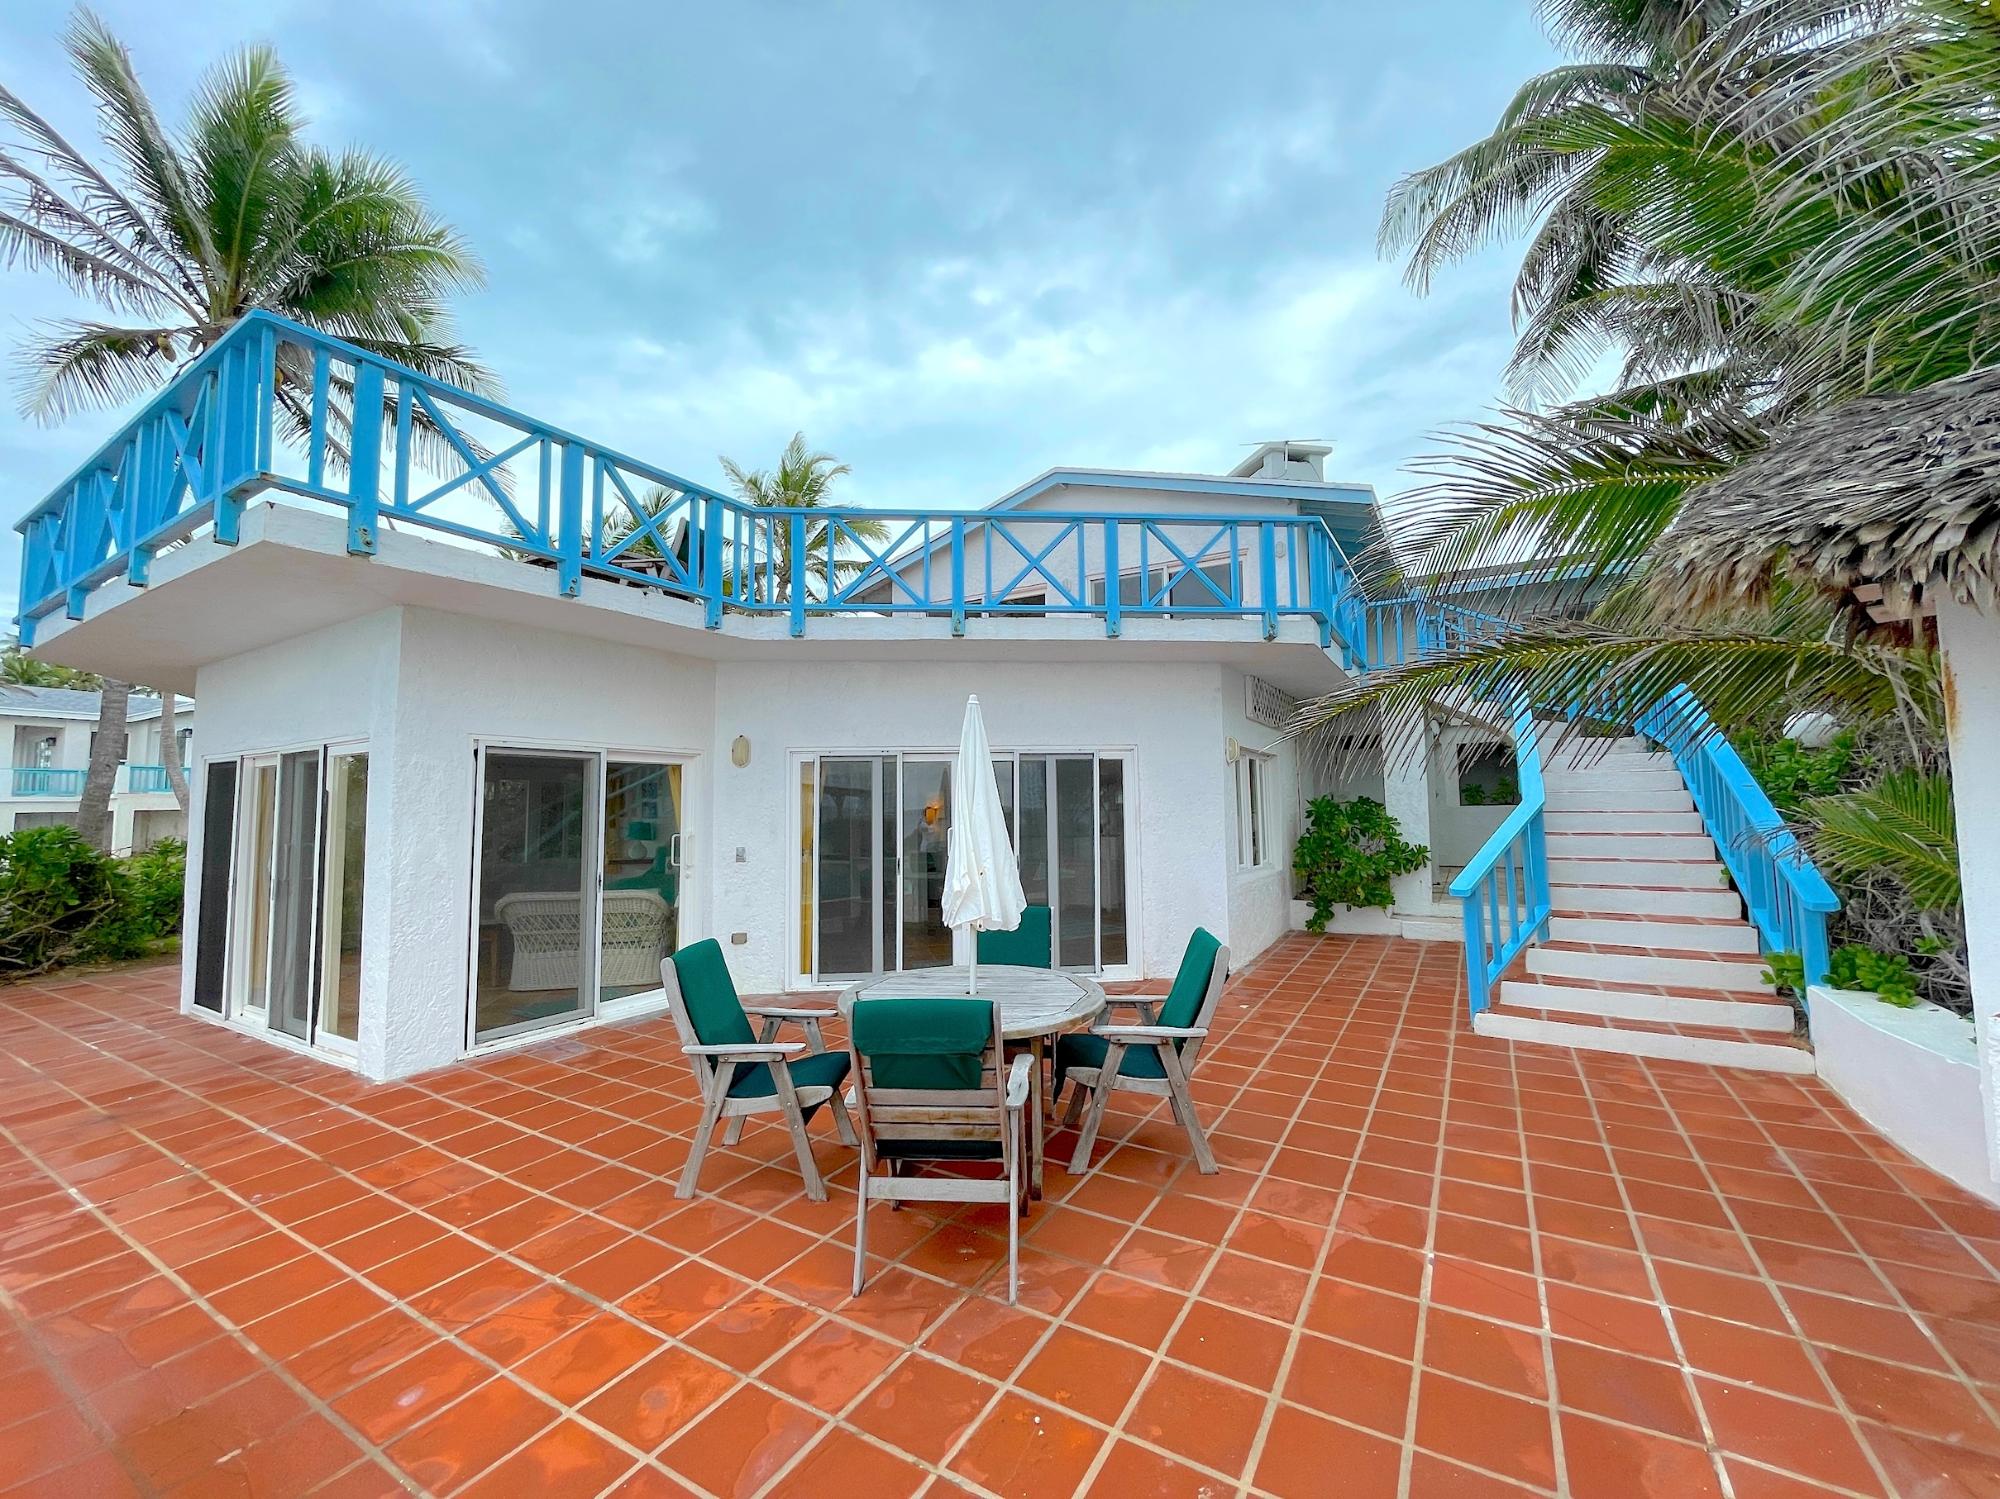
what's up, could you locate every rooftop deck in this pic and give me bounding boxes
[5,935,1998,1497]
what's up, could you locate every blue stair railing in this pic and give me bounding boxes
[1448,697,1550,1015]
[15,312,1377,653]
[1635,687,1839,987]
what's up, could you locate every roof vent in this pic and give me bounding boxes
[1229,440,1332,483]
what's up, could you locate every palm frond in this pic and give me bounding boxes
[17,319,180,421]
[1799,769,1959,910]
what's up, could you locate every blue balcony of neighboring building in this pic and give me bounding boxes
[10,766,85,797]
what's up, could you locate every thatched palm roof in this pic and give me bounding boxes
[1655,365,2000,620]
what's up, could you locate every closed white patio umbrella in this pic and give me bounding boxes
[942,695,1026,994]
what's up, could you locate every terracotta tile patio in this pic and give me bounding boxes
[4,934,2000,1497]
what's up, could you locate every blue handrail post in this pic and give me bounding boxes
[346,363,384,556]
[1103,521,1122,637]
[702,495,725,629]
[1461,898,1487,1014]
[949,517,966,637]
[1257,522,1279,640]
[788,511,807,637]
[556,442,584,597]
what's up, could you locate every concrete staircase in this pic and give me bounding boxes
[1471,737,1814,1074]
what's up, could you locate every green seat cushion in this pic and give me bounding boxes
[1054,1031,1167,1085]
[672,938,753,1047]
[852,998,992,1090]
[725,1050,851,1115]
[1160,927,1223,1030]
[976,906,1052,969]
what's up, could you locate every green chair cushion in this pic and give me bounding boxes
[976,906,1052,969]
[1054,1031,1168,1085]
[672,938,753,1047]
[725,1050,851,1112]
[852,998,991,1090]
[1159,927,1222,1031]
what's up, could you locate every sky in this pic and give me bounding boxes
[0,1,1559,615]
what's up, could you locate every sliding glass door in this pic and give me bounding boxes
[223,745,371,1054]
[801,749,1128,982]
[471,748,689,1045]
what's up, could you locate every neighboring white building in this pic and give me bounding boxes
[0,685,192,855]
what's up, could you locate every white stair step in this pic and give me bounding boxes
[1549,858,1728,890]
[1551,883,1741,918]
[1529,945,1775,993]
[1547,915,1760,953]
[1544,769,1688,793]
[1547,832,1715,861]
[1548,737,1648,759]
[1545,810,1705,834]
[1544,788,1696,814]
[1474,1010,1813,1074]
[1499,979,1795,1032]
[1549,750,1670,772]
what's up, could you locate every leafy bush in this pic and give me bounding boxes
[1761,944,1920,1008]
[1731,731,1861,815]
[1292,796,1428,930]
[0,827,183,978]
[126,838,187,936]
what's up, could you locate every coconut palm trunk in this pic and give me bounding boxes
[78,678,130,853]
[158,689,188,812]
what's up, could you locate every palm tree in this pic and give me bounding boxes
[718,432,887,602]
[1,10,485,848]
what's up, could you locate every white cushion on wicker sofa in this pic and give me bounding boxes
[492,889,671,991]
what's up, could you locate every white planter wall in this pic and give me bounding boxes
[1808,985,1996,1204]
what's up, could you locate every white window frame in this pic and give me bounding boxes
[1236,749,1274,870]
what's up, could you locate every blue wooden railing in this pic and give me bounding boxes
[10,766,85,797]
[15,311,1371,651]
[1448,698,1550,1014]
[1636,686,1839,986]
[126,765,172,794]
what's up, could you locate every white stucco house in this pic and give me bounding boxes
[21,315,1514,1081]
[0,684,192,854]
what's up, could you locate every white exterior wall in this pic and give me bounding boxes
[1219,670,1300,966]
[1430,723,1513,875]
[1936,599,2000,1199]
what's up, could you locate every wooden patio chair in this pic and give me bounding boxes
[661,939,856,1202]
[975,904,1052,968]
[1054,927,1230,1175]
[849,998,1033,1303]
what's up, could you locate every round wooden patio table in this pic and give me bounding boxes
[836,964,1106,1198]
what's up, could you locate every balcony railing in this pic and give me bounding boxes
[126,765,172,794]
[10,767,84,797]
[15,311,1381,656]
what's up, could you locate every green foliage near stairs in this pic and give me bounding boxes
[1293,797,1428,931]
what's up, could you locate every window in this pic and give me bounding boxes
[1236,753,1271,868]
[1088,562,1238,616]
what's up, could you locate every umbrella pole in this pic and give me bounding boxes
[969,945,978,996]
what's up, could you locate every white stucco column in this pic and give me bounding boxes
[1381,707,1435,912]
[1935,597,2000,1199]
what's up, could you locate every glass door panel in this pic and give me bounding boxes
[268,750,322,1040]
[1099,759,1128,967]
[474,750,597,1042]
[900,758,952,970]
[1054,757,1098,970]
[317,752,368,1046]
[1018,757,1049,908]
[602,761,682,1001]
[241,761,278,1020]
[815,757,892,979]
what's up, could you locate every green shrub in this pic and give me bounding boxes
[127,837,186,936]
[1827,944,1921,1007]
[1761,944,1920,1007]
[0,826,147,975]
[1292,796,1428,930]
[1730,731,1861,815]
